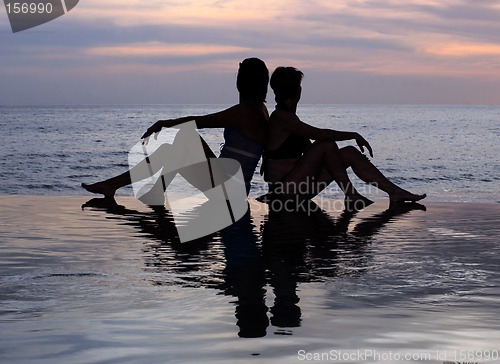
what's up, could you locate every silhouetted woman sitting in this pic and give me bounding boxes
[82,58,269,199]
[263,66,425,208]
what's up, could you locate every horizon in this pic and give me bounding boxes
[2,102,500,107]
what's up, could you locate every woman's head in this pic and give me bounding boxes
[236,58,269,103]
[270,66,304,107]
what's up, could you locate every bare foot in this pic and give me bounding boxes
[81,182,116,198]
[389,191,426,204]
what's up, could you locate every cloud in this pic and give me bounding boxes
[423,42,500,57]
[72,0,289,27]
[83,42,250,58]
[2,0,500,103]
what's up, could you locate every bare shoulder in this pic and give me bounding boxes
[232,103,269,124]
[215,104,242,118]
[270,109,300,128]
[192,104,241,128]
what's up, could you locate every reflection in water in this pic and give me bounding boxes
[220,211,268,338]
[82,197,425,338]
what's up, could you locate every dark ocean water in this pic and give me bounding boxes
[0,104,499,202]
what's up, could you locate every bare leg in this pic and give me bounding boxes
[339,146,426,203]
[82,171,132,198]
[280,141,372,207]
[312,167,373,210]
[82,134,217,198]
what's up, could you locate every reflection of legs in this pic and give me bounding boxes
[281,141,371,205]
[339,146,426,203]
[270,271,301,328]
[352,202,426,237]
[83,132,217,198]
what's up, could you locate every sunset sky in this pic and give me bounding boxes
[1,0,499,104]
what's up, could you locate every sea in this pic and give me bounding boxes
[1,104,500,364]
[0,104,499,202]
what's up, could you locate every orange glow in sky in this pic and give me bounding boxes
[2,0,500,103]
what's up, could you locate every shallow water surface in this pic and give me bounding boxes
[0,196,499,363]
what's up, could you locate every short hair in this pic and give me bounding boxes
[270,66,304,104]
[236,58,269,103]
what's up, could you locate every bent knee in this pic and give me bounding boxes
[340,145,368,162]
[312,140,339,152]
[341,145,359,155]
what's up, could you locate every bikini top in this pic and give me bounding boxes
[219,128,264,193]
[265,132,311,160]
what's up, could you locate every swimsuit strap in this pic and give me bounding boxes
[222,145,261,159]
[221,128,264,158]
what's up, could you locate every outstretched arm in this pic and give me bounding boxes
[141,117,196,139]
[141,106,241,140]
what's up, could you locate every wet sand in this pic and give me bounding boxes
[1,195,499,363]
